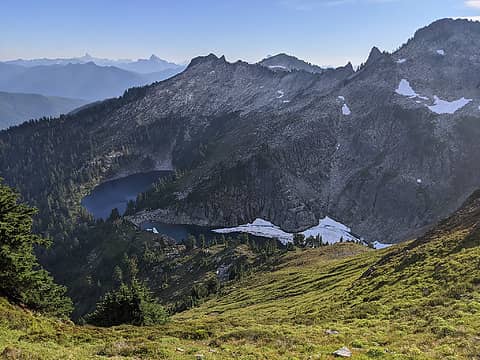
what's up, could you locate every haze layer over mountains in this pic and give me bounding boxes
[0,54,185,128]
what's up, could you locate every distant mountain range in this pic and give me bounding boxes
[4,53,184,74]
[0,91,87,129]
[0,55,185,127]
[0,61,184,101]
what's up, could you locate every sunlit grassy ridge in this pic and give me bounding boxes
[2,190,480,359]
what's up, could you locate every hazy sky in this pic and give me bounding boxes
[1,0,480,66]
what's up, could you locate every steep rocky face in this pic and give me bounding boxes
[2,19,480,244]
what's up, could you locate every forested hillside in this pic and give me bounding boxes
[0,91,87,129]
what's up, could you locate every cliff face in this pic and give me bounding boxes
[3,19,480,243]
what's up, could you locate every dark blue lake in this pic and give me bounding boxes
[81,171,172,220]
[82,170,279,245]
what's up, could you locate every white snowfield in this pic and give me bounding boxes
[372,241,393,250]
[342,104,352,115]
[213,218,293,243]
[396,79,472,114]
[213,216,361,245]
[301,216,357,244]
[395,79,420,98]
[427,96,472,114]
[268,65,289,71]
[338,96,351,115]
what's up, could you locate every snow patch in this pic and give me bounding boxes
[436,49,445,56]
[268,65,289,71]
[372,241,393,250]
[212,216,360,245]
[416,178,422,184]
[342,104,351,116]
[301,216,358,244]
[146,227,159,234]
[396,58,407,64]
[282,100,290,103]
[338,96,351,116]
[276,90,285,99]
[427,96,472,114]
[212,218,293,244]
[395,79,430,102]
[395,79,419,98]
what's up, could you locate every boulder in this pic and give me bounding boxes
[333,346,352,357]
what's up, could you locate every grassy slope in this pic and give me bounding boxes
[1,193,480,359]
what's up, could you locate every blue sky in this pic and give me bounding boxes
[1,0,480,66]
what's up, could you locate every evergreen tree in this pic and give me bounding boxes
[239,233,249,244]
[306,236,315,248]
[108,208,121,222]
[293,233,306,248]
[124,200,136,215]
[113,265,123,285]
[199,234,206,249]
[0,181,72,317]
[219,234,226,245]
[85,277,169,327]
[184,235,197,251]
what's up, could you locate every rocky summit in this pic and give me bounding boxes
[2,19,480,243]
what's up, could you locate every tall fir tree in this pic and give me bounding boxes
[0,180,72,317]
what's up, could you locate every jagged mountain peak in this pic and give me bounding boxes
[360,47,393,70]
[344,61,354,72]
[365,46,383,64]
[187,53,228,68]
